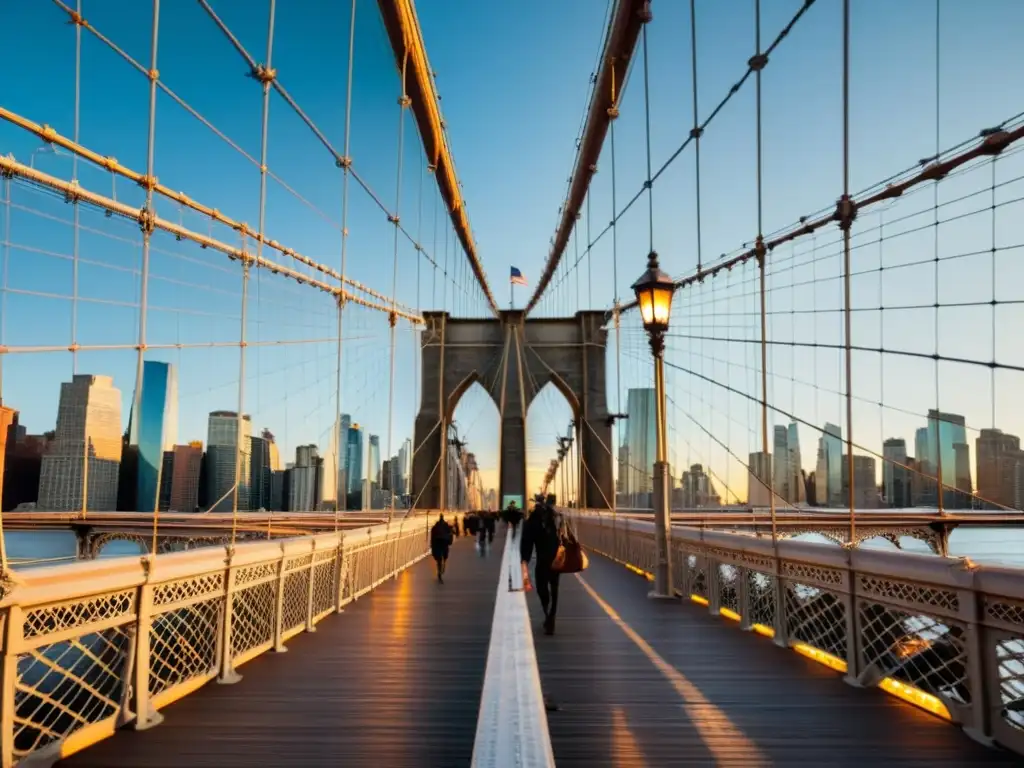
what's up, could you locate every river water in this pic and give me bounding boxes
[7,525,1024,570]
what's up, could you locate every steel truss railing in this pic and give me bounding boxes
[566,509,1024,755]
[0,515,434,767]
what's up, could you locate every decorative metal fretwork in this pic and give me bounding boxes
[149,597,224,696]
[785,582,847,661]
[311,557,338,617]
[995,636,1024,731]
[859,600,969,703]
[14,626,132,759]
[230,581,276,658]
[718,564,739,614]
[281,568,311,632]
[858,575,959,616]
[153,573,225,608]
[688,555,707,599]
[23,591,135,640]
[747,570,776,628]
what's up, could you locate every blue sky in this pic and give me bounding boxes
[2,1,1023,500]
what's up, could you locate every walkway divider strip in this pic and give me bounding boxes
[471,531,556,768]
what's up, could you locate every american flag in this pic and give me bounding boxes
[510,266,528,286]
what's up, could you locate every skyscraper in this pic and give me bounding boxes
[976,428,1022,509]
[205,411,252,512]
[624,388,656,507]
[338,414,351,503]
[787,423,805,503]
[748,451,772,507]
[926,410,968,508]
[882,438,910,507]
[38,375,123,512]
[773,425,789,502]
[841,454,878,508]
[367,434,381,491]
[250,433,272,511]
[133,361,178,512]
[289,444,320,511]
[346,424,363,497]
[165,442,203,512]
[814,423,842,506]
[398,437,412,497]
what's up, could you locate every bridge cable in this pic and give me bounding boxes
[386,50,411,521]
[608,58,623,517]
[335,0,358,523]
[140,0,161,551]
[751,0,777,544]
[931,0,945,517]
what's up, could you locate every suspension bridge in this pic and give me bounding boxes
[2,0,1024,765]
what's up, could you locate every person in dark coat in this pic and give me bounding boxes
[503,500,524,536]
[430,513,453,583]
[521,496,563,635]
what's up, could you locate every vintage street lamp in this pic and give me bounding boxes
[631,250,675,599]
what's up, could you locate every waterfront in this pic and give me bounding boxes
[6,524,1024,571]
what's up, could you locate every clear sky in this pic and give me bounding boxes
[2,1,1023,502]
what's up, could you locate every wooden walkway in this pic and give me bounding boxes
[528,555,1019,766]
[57,533,1022,766]
[59,533,503,768]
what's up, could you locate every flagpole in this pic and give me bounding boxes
[510,279,513,311]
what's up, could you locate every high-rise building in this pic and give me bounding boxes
[249,433,272,511]
[680,464,720,508]
[367,434,381,491]
[164,442,203,512]
[926,410,967,507]
[954,442,973,500]
[624,388,656,507]
[882,438,911,507]
[3,414,53,511]
[38,375,123,512]
[205,411,252,512]
[346,424,363,497]
[814,423,842,506]
[787,423,805,503]
[0,404,16,508]
[263,429,282,471]
[132,361,178,512]
[398,437,412,498]
[773,425,789,502]
[841,454,878,508]
[976,428,1021,509]
[748,451,772,507]
[289,444,320,511]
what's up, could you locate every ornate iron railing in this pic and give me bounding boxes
[0,516,431,767]
[565,510,1024,755]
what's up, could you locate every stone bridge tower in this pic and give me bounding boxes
[412,310,613,510]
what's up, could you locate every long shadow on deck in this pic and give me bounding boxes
[530,554,1019,767]
[60,533,503,768]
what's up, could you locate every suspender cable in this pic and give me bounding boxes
[335,0,358,521]
[141,0,161,550]
[841,0,856,543]
[387,50,411,521]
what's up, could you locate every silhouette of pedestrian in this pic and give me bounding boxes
[521,495,563,635]
[430,513,453,583]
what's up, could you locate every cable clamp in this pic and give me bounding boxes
[398,95,412,108]
[835,194,857,232]
[251,64,277,85]
[638,1,653,23]
[748,53,769,72]
[388,213,400,225]
[979,128,1011,156]
[607,106,619,120]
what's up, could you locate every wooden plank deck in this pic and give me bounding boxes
[59,533,503,768]
[528,554,1019,766]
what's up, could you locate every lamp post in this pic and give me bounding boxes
[631,250,676,599]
